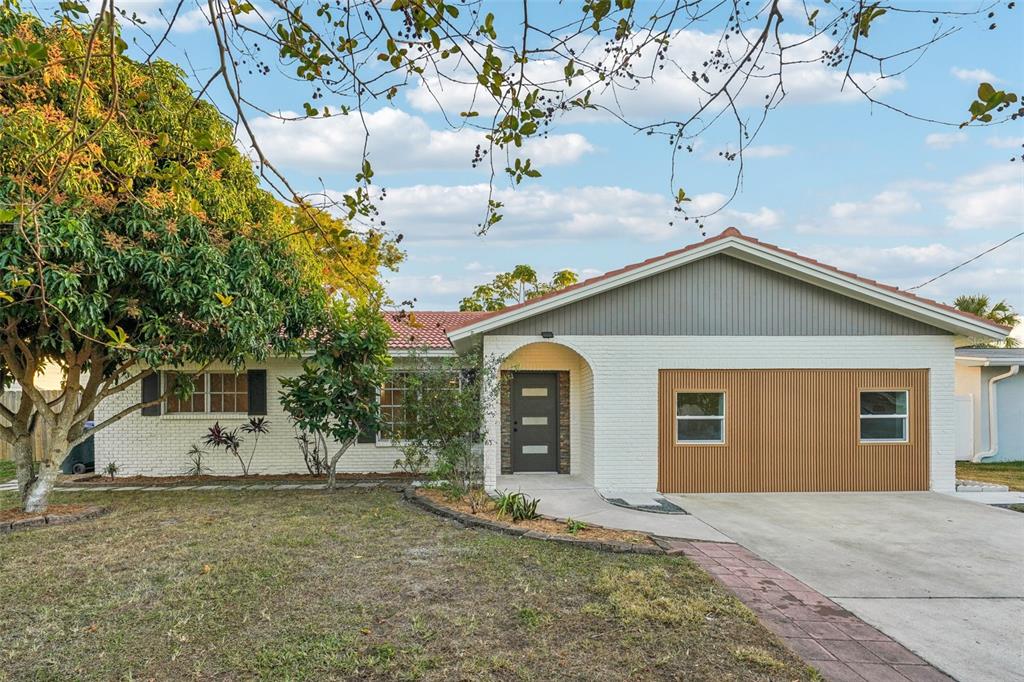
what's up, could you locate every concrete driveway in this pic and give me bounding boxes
[667,492,1024,682]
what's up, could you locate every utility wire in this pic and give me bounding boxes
[907,231,1024,291]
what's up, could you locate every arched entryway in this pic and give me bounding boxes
[497,341,595,482]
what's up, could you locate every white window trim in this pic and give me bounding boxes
[162,371,249,417]
[675,392,727,445]
[858,389,909,444]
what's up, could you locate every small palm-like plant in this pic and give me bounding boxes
[103,461,119,480]
[494,490,541,522]
[954,294,1020,347]
[203,422,250,475]
[240,417,270,472]
[183,444,211,477]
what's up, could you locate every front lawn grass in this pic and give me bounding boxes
[0,489,812,681]
[956,461,1024,491]
[0,460,14,483]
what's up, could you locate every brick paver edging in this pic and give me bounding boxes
[656,538,956,682]
[407,489,955,682]
[1,505,109,534]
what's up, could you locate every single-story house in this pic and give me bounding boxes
[954,348,1023,462]
[95,228,1007,492]
[93,311,489,477]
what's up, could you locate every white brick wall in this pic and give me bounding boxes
[93,357,406,477]
[483,335,957,493]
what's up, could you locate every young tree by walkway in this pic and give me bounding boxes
[0,12,393,512]
[279,304,392,490]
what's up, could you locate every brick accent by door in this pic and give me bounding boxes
[658,369,929,493]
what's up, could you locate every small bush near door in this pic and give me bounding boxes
[494,490,540,522]
[393,350,504,495]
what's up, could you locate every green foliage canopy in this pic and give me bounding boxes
[954,294,1020,348]
[279,303,392,488]
[0,9,384,510]
[459,265,579,312]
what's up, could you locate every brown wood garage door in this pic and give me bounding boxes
[658,369,929,493]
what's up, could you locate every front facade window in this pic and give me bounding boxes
[676,391,726,444]
[379,371,412,441]
[165,372,248,414]
[377,370,462,444]
[859,390,909,443]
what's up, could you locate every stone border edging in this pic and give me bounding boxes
[1,505,110,534]
[403,487,665,555]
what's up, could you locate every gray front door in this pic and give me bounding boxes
[511,372,559,472]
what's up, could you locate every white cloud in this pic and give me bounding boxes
[406,29,904,124]
[944,164,1024,229]
[744,145,793,159]
[828,190,920,222]
[323,184,778,245]
[806,241,1024,306]
[985,136,1024,150]
[924,132,967,150]
[951,67,998,83]
[799,163,1022,235]
[706,144,792,161]
[385,273,478,299]
[90,0,251,34]
[247,108,594,175]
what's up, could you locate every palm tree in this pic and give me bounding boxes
[954,294,1020,348]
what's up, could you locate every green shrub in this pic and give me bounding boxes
[565,518,587,535]
[494,490,540,522]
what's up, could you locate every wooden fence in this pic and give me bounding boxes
[0,390,63,462]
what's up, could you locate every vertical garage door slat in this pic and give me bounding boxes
[657,368,929,493]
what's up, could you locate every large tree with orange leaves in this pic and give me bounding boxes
[0,9,395,512]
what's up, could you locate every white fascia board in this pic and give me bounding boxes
[448,236,1007,342]
[955,356,990,367]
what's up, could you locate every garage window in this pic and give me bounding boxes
[676,392,725,444]
[859,390,908,443]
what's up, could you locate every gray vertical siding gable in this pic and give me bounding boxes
[489,254,948,336]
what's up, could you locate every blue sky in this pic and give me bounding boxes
[88,0,1024,316]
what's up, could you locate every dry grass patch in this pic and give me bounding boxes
[956,461,1024,491]
[0,488,812,681]
[734,645,787,670]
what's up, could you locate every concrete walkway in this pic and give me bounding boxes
[666,492,1024,682]
[495,474,731,542]
[945,489,1024,506]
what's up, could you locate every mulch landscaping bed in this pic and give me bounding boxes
[63,472,415,486]
[410,487,659,551]
[0,504,108,533]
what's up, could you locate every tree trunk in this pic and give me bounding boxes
[12,435,35,501]
[22,462,60,513]
[327,437,356,491]
[22,440,70,514]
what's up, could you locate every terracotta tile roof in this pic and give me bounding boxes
[385,310,491,349]
[461,227,1008,333]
